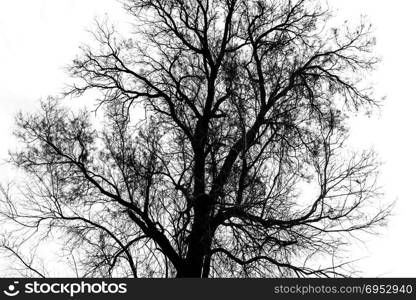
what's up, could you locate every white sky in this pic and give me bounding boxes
[0,0,415,277]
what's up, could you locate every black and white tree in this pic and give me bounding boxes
[0,0,391,278]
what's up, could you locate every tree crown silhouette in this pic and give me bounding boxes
[0,0,390,278]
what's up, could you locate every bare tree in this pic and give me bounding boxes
[0,0,390,278]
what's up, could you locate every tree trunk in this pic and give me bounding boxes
[176,194,212,278]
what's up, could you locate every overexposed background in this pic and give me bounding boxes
[0,0,414,277]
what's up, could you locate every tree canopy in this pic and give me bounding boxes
[0,0,390,278]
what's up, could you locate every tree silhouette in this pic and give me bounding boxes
[0,0,390,278]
